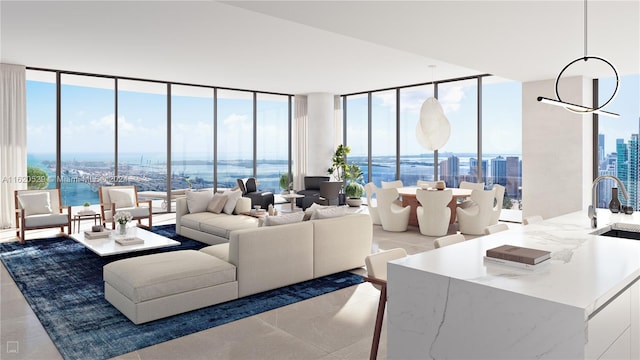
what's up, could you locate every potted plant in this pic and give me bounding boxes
[344,162,364,207]
[279,173,293,194]
[327,144,351,183]
[83,201,91,213]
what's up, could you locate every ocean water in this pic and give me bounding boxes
[27,153,521,206]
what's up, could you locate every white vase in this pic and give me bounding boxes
[347,198,363,207]
[118,223,127,235]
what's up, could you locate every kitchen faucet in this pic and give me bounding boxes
[588,175,628,228]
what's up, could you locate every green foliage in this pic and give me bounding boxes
[327,144,351,182]
[27,166,49,190]
[345,182,365,198]
[83,201,91,207]
[280,173,293,190]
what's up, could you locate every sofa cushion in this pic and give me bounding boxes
[222,189,242,215]
[200,243,230,262]
[24,213,68,227]
[303,203,329,220]
[18,192,52,216]
[199,214,259,238]
[103,250,235,303]
[186,191,213,213]
[207,193,227,214]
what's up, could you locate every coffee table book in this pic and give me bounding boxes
[115,237,144,246]
[486,245,551,265]
[84,230,111,239]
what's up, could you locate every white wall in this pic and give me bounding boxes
[522,76,593,220]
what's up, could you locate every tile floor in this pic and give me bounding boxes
[0,205,513,360]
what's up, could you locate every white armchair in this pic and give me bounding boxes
[364,182,381,225]
[99,185,152,230]
[376,187,410,232]
[416,188,452,236]
[489,184,506,225]
[456,188,496,235]
[458,181,485,209]
[14,189,71,244]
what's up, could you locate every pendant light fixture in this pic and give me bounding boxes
[416,65,451,151]
[537,0,620,118]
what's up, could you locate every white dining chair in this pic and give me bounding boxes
[416,188,452,237]
[376,187,410,232]
[489,184,506,226]
[364,182,381,225]
[434,233,465,249]
[523,215,544,225]
[456,188,496,235]
[484,223,509,234]
[381,180,404,189]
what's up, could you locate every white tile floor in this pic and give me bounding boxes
[0,205,510,360]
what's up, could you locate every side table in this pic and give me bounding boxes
[280,193,305,212]
[73,211,101,233]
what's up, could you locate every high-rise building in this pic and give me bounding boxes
[491,156,506,187]
[506,156,520,197]
[616,138,631,208]
[439,155,459,188]
[469,158,487,183]
[598,134,605,163]
[628,134,638,209]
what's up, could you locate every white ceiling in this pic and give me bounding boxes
[1,0,638,95]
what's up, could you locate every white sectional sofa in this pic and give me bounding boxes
[105,197,373,324]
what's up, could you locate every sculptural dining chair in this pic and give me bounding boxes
[484,223,509,235]
[458,181,485,209]
[489,184,506,226]
[456,188,496,235]
[381,180,404,189]
[523,215,544,225]
[416,180,436,189]
[416,188,452,236]
[365,182,381,225]
[376,187,410,232]
[363,248,408,360]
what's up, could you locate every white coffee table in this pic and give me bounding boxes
[71,226,180,257]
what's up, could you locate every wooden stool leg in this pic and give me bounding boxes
[370,285,387,360]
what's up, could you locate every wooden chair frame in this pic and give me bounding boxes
[98,185,152,230]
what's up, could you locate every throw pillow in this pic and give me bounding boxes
[186,190,213,213]
[18,192,52,216]
[236,178,247,194]
[303,203,329,221]
[207,193,227,214]
[222,189,242,215]
[264,212,304,226]
[108,188,136,208]
[310,206,347,220]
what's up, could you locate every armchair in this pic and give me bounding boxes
[99,185,152,230]
[376,187,410,232]
[14,188,71,244]
[315,181,343,206]
[236,178,274,209]
[296,176,330,210]
[456,188,496,235]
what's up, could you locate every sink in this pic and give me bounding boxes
[591,223,640,240]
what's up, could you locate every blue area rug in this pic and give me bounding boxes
[0,225,363,360]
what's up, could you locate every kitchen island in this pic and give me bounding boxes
[387,210,640,359]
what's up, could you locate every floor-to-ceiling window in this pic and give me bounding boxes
[60,74,115,205]
[597,74,640,209]
[26,70,57,190]
[117,80,168,192]
[399,85,434,185]
[438,79,478,188]
[345,94,369,181]
[171,85,214,192]
[482,79,522,210]
[256,94,289,193]
[217,89,254,189]
[371,90,397,184]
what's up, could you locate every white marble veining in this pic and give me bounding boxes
[387,209,640,359]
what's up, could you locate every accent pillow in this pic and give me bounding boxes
[186,190,213,213]
[222,189,242,215]
[264,212,304,226]
[310,206,347,220]
[303,203,330,221]
[207,193,227,214]
[108,188,136,208]
[18,192,52,216]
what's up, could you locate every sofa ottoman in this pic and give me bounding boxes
[104,250,238,324]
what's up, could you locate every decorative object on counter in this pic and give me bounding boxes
[486,244,551,265]
[114,211,132,235]
[623,205,634,214]
[92,225,103,232]
[268,204,274,216]
[608,187,621,213]
[435,181,445,190]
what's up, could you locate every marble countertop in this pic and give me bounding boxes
[391,209,640,316]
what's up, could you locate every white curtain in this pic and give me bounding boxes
[293,95,308,191]
[333,95,342,149]
[0,64,27,229]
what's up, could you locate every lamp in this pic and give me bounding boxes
[416,97,450,151]
[537,0,620,118]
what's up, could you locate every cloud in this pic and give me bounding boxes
[440,86,466,113]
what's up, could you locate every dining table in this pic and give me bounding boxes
[397,186,472,226]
